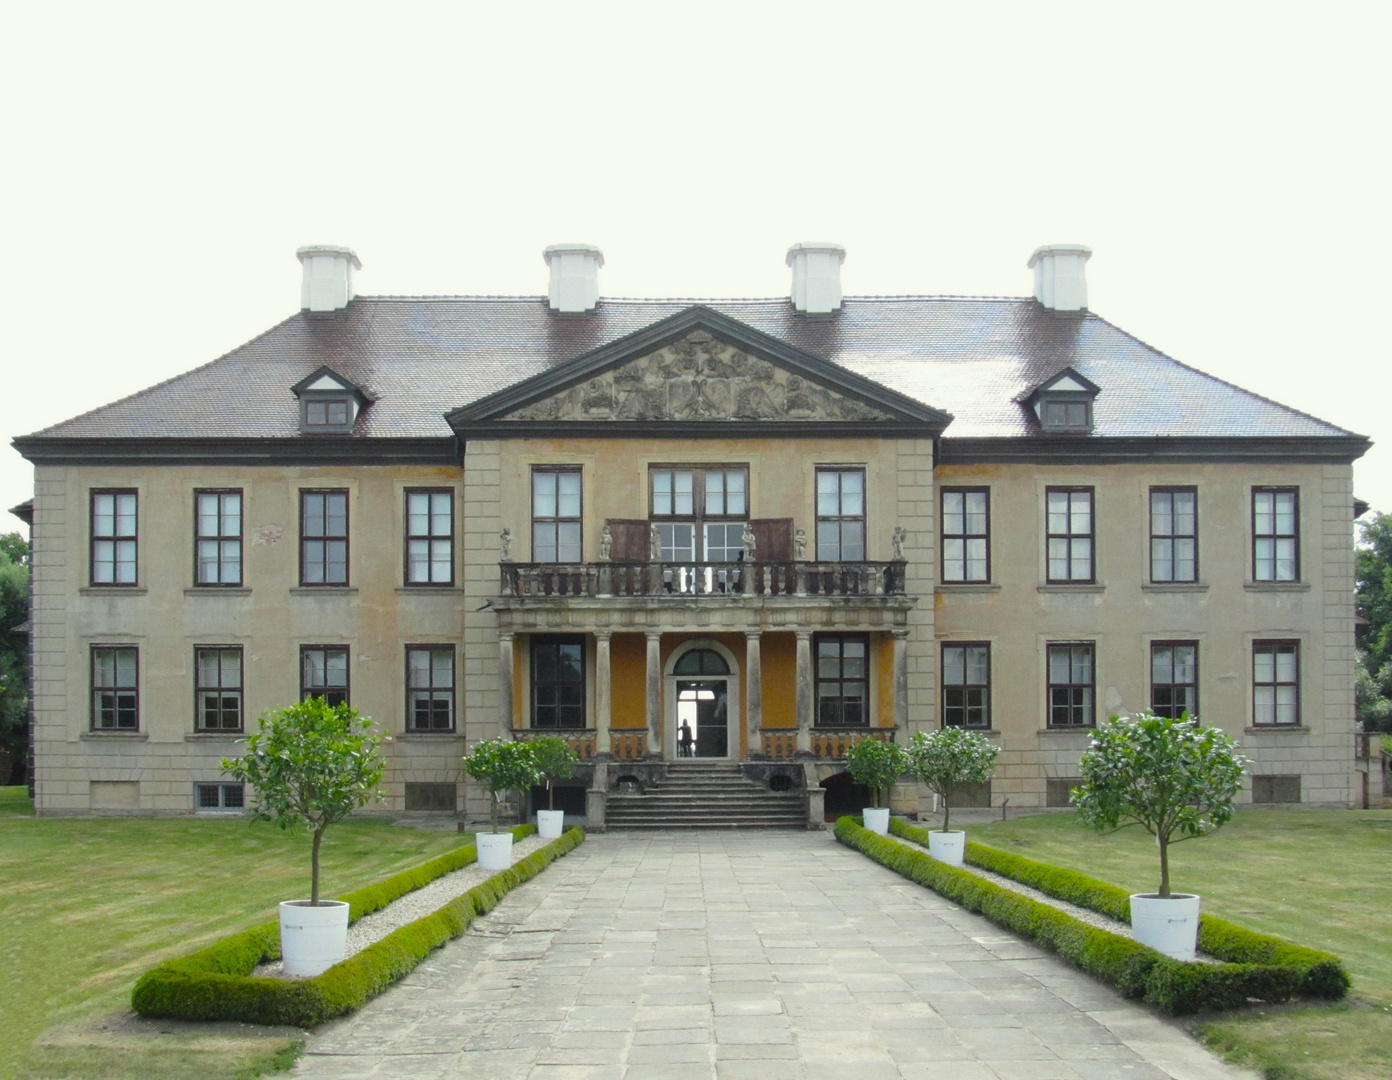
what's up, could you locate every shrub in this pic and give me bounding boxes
[843,737,906,809]
[464,738,542,833]
[906,727,999,832]
[529,735,578,812]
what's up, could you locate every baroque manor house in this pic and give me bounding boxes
[12,243,1372,823]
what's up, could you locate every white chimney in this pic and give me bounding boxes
[786,243,846,314]
[543,244,604,313]
[1028,244,1092,312]
[297,245,361,312]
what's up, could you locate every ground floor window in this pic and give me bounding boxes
[1253,641,1299,725]
[92,646,139,730]
[195,782,244,811]
[1150,641,1197,719]
[532,636,585,728]
[301,646,349,706]
[406,646,455,731]
[195,646,243,731]
[1047,642,1094,728]
[941,642,989,728]
[815,634,868,726]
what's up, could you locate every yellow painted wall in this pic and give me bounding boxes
[874,632,894,727]
[609,633,647,729]
[759,633,797,728]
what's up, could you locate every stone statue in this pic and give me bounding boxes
[741,522,757,560]
[794,528,807,560]
[649,524,664,561]
[891,526,907,561]
[598,523,613,561]
[500,528,512,562]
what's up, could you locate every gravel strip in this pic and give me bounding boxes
[253,834,550,979]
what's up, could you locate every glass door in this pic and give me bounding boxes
[675,679,729,758]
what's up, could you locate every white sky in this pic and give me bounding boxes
[2,1,1388,533]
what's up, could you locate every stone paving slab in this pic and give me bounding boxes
[296,831,1258,1080]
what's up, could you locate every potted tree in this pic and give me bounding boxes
[1073,712,1249,961]
[844,736,906,835]
[464,738,542,869]
[529,735,578,839]
[907,727,999,865]
[221,698,386,977]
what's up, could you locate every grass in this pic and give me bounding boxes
[0,787,469,1080]
[969,809,1392,1080]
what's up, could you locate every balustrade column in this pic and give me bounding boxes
[745,631,762,757]
[645,631,662,756]
[595,631,612,755]
[892,629,910,731]
[795,629,813,754]
[499,632,516,733]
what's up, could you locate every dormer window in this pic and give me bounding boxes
[291,366,370,435]
[306,398,352,428]
[1040,398,1091,431]
[1019,367,1100,435]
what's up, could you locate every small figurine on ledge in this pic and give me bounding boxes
[741,522,757,560]
[650,524,664,561]
[599,523,613,561]
[891,526,907,562]
[500,528,513,562]
[793,528,807,560]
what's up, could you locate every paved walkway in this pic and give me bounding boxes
[298,831,1256,1080]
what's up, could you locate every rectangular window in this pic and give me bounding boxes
[1253,641,1299,725]
[532,468,582,563]
[1046,488,1094,583]
[405,489,454,585]
[195,782,245,811]
[195,490,243,586]
[195,646,243,731]
[815,634,868,726]
[1253,488,1298,582]
[406,646,455,732]
[941,488,989,583]
[91,490,137,585]
[1151,641,1198,719]
[531,637,585,728]
[1149,487,1196,583]
[816,468,865,562]
[91,646,139,730]
[1047,643,1094,728]
[301,646,349,706]
[650,466,748,561]
[300,490,348,585]
[941,643,990,728]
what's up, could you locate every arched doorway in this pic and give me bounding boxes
[665,641,741,760]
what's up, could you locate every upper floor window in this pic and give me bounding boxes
[1253,488,1298,581]
[1253,641,1299,725]
[1047,642,1094,728]
[405,490,453,585]
[91,646,139,730]
[1149,487,1196,583]
[1151,641,1197,719]
[195,646,243,731]
[301,646,349,707]
[650,466,748,561]
[406,646,455,732]
[1046,487,1094,583]
[300,490,348,585]
[91,490,137,585]
[1023,368,1100,434]
[291,366,367,434]
[195,490,243,586]
[531,637,584,728]
[941,488,989,583]
[816,468,865,562]
[815,633,868,726]
[942,643,990,728]
[532,468,581,563]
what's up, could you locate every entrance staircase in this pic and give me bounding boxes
[605,761,806,829]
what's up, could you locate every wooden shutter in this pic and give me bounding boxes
[605,519,650,562]
[749,518,793,561]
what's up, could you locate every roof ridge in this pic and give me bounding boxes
[353,293,1035,304]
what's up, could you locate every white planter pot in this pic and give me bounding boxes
[536,809,565,839]
[476,831,514,870]
[1130,893,1202,961]
[278,900,349,977]
[863,807,890,835]
[928,830,966,866]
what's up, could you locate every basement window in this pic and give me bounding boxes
[195,782,245,812]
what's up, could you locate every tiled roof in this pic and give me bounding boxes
[19,296,1357,442]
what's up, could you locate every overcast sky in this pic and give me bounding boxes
[2,1,1387,533]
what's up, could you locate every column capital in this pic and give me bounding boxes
[645,629,663,642]
[794,628,813,642]
[891,628,911,640]
[594,629,613,643]
[744,629,762,642]
[499,630,515,643]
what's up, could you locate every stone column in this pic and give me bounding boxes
[499,632,516,734]
[645,631,662,756]
[795,629,813,754]
[745,631,763,757]
[892,629,910,732]
[595,631,613,755]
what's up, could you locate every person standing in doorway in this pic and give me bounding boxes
[679,720,695,757]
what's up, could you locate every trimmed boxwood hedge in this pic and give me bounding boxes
[837,817,1341,1014]
[132,824,580,1027]
[886,817,1349,1000]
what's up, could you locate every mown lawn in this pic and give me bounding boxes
[0,787,469,1080]
[970,809,1392,1080]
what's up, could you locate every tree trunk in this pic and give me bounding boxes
[490,789,500,834]
[1158,833,1171,897]
[942,794,951,834]
[311,827,323,906]
[547,780,554,811]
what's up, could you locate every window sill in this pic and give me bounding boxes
[1244,582,1311,592]
[289,587,359,595]
[1142,582,1209,593]
[81,731,148,740]
[395,586,463,595]
[1244,725,1307,734]
[936,583,1001,593]
[80,586,147,596]
[185,732,244,740]
[396,731,463,740]
[1040,727,1095,735]
[1037,584,1105,594]
[184,587,252,596]
[944,727,1000,737]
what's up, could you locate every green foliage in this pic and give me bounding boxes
[0,535,29,784]
[463,738,542,832]
[906,727,999,832]
[842,736,906,809]
[1355,511,1392,730]
[132,826,584,1026]
[0,532,27,566]
[221,699,387,904]
[1073,712,1249,897]
[528,735,578,811]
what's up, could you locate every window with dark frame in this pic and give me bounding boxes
[1040,398,1092,431]
[1046,487,1094,583]
[1150,641,1198,719]
[941,489,989,583]
[1047,642,1094,728]
[91,646,139,730]
[815,633,868,726]
[1253,641,1299,726]
[91,490,137,585]
[532,468,582,563]
[531,637,585,728]
[301,646,349,706]
[405,489,454,585]
[815,468,865,562]
[649,466,748,561]
[195,783,245,811]
[195,646,243,731]
[406,646,455,732]
[1253,488,1299,582]
[1149,487,1197,583]
[300,490,349,585]
[304,398,352,428]
[941,643,990,728]
[195,490,243,586]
